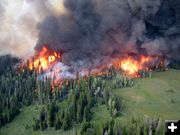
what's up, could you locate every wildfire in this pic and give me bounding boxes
[28,47,61,71]
[121,58,139,74]
[113,56,153,76]
[26,45,166,86]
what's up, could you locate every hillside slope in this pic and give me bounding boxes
[0,69,180,135]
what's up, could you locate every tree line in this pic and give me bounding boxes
[0,56,134,129]
[80,117,164,135]
[0,55,166,135]
[32,74,129,131]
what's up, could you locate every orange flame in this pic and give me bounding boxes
[120,58,139,74]
[113,56,152,76]
[29,47,61,71]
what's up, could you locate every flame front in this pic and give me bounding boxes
[26,46,164,84]
[29,47,61,71]
[113,56,153,76]
[121,58,139,75]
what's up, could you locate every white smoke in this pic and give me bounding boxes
[38,62,76,80]
[0,0,66,58]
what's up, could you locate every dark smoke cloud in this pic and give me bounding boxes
[35,0,180,68]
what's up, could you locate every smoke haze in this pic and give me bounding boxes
[0,0,180,67]
[0,0,66,58]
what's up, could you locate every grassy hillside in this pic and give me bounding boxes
[112,69,180,120]
[0,69,180,135]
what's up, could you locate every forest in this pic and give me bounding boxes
[0,55,180,135]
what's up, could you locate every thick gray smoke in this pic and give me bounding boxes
[35,0,180,68]
[34,0,180,68]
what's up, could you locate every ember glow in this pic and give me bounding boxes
[28,47,61,71]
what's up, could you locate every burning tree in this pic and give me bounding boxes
[28,46,61,72]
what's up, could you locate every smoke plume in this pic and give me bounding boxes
[35,0,180,69]
[0,0,180,68]
[0,0,66,58]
